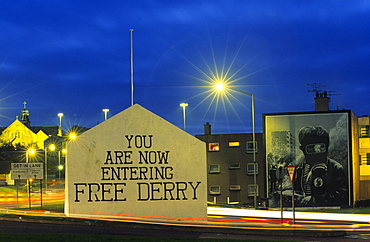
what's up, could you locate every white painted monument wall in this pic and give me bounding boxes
[65,104,207,219]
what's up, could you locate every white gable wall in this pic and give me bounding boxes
[65,104,207,219]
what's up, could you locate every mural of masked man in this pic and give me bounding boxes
[294,126,348,206]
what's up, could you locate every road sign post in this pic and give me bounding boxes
[286,166,297,224]
[16,179,19,209]
[11,163,44,209]
[276,166,287,223]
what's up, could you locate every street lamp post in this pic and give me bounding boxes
[180,103,188,131]
[232,88,257,209]
[102,109,109,121]
[58,113,64,136]
[130,29,134,106]
[59,149,66,178]
[58,151,61,180]
[26,148,35,208]
[45,144,56,191]
[59,132,77,181]
[216,84,257,209]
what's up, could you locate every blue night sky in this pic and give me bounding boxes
[1,1,369,135]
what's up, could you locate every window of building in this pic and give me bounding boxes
[229,185,241,191]
[209,185,221,195]
[229,164,241,170]
[246,141,257,153]
[360,126,370,138]
[209,143,220,151]
[209,164,220,173]
[13,131,21,139]
[247,184,259,196]
[228,141,240,147]
[247,163,258,175]
[272,137,280,146]
[361,154,370,165]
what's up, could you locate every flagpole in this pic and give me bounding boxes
[130,29,134,106]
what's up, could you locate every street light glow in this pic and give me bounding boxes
[68,132,77,140]
[180,103,188,108]
[180,52,253,132]
[49,144,56,151]
[28,148,35,156]
[26,146,37,163]
[215,83,224,91]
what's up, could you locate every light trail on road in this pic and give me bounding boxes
[0,190,369,235]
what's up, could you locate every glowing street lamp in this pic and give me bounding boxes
[26,148,36,163]
[28,148,35,156]
[215,83,257,209]
[49,144,56,152]
[102,108,110,121]
[215,83,224,91]
[68,132,77,140]
[180,103,188,131]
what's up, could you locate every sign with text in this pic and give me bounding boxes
[65,104,207,220]
[286,166,296,182]
[11,163,44,180]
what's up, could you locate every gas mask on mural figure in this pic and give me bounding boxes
[303,143,328,165]
[299,133,329,167]
[300,138,329,196]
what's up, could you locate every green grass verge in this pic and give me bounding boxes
[0,187,19,193]
[21,203,64,212]
[301,207,370,214]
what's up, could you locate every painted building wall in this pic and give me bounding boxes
[264,111,355,208]
[358,115,370,199]
[65,104,207,219]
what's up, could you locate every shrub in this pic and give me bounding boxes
[355,199,370,208]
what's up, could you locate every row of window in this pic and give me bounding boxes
[360,125,370,138]
[209,184,259,196]
[208,141,257,153]
[209,163,258,175]
[361,153,370,165]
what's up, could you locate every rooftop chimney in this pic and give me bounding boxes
[314,91,329,111]
[204,122,211,135]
